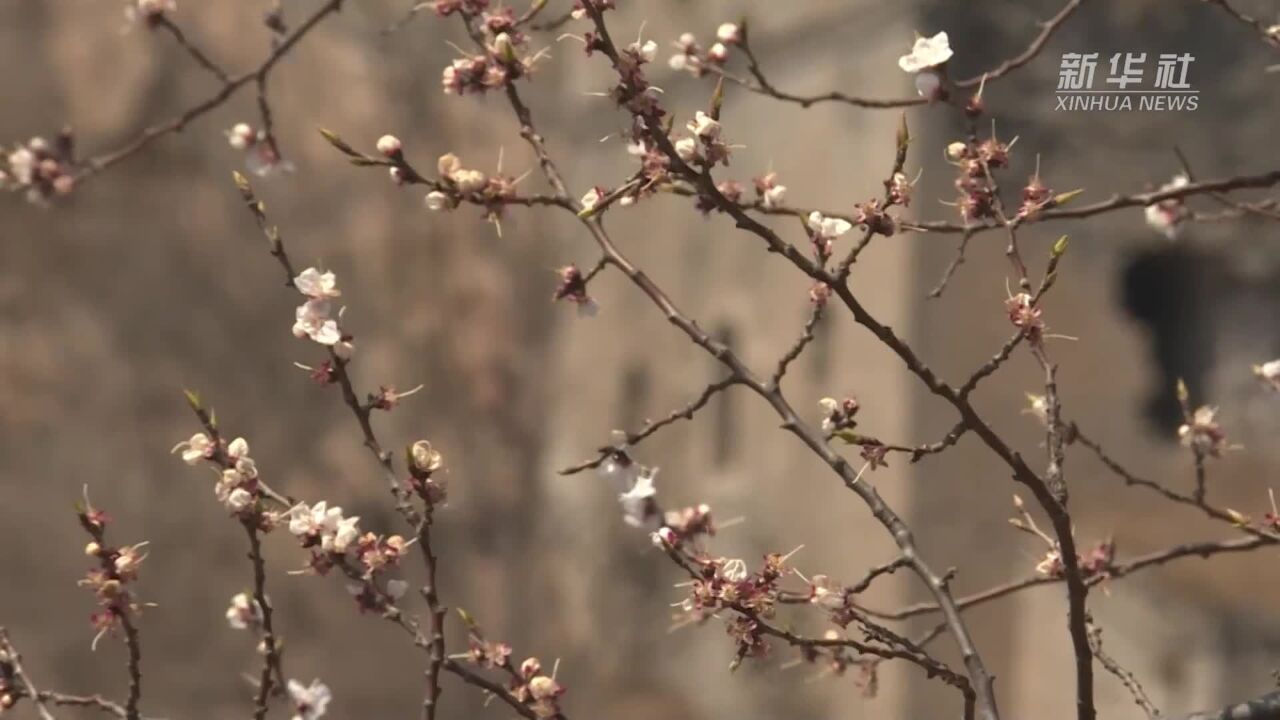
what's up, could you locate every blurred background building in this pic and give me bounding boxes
[1,1,1278,718]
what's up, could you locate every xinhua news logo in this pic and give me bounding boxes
[1055,52,1198,112]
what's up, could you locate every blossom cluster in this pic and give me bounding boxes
[1178,405,1229,458]
[286,499,412,610]
[666,23,740,77]
[819,396,860,434]
[1034,540,1116,580]
[2,133,76,204]
[945,135,1012,223]
[291,267,354,357]
[1004,291,1045,341]
[225,122,291,178]
[439,7,543,95]
[172,432,280,521]
[753,171,788,210]
[510,657,566,719]
[463,632,566,719]
[424,152,520,224]
[75,499,149,649]
[806,212,853,264]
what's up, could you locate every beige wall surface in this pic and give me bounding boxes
[2,1,1278,719]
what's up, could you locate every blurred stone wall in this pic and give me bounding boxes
[1,1,1278,720]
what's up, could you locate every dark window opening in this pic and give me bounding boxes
[1121,245,1220,434]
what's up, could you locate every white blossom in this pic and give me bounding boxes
[719,558,748,583]
[227,488,254,512]
[292,300,342,346]
[618,467,658,528]
[651,526,677,548]
[581,187,602,212]
[674,137,698,162]
[761,184,787,209]
[716,23,740,44]
[227,123,256,151]
[287,679,332,720]
[225,592,263,630]
[1035,549,1063,578]
[321,515,361,554]
[1144,173,1190,240]
[688,111,721,140]
[806,211,852,240]
[294,268,341,299]
[818,397,840,432]
[8,147,35,185]
[898,32,953,73]
[288,501,343,539]
[172,433,214,465]
[631,39,657,63]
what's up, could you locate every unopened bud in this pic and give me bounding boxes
[376,134,403,158]
[85,541,102,557]
[409,440,444,475]
[492,33,517,63]
[945,142,968,161]
[437,153,462,177]
[1050,189,1084,207]
[652,526,678,548]
[424,191,450,211]
[452,169,487,194]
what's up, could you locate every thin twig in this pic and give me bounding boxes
[1088,621,1159,719]
[79,0,346,179]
